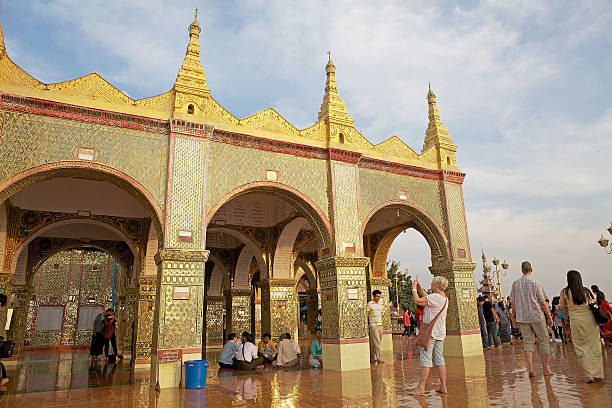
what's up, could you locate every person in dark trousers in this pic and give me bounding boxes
[102,308,119,362]
[90,310,105,361]
[0,294,9,388]
[477,296,490,348]
[482,295,500,348]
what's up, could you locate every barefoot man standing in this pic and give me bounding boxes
[368,290,385,363]
[509,261,554,378]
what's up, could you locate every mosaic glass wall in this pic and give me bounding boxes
[26,248,126,347]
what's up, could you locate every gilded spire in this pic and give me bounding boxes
[318,52,353,126]
[174,9,209,97]
[0,23,5,56]
[422,85,456,153]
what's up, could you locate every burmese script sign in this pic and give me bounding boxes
[157,349,182,364]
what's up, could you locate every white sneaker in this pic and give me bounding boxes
[554,339,562,343]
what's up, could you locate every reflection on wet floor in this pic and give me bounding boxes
[0,338,611,407]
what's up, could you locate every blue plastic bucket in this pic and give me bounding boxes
[184,360,208,389]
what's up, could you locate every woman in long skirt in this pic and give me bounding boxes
[497,302,512,344]
[560,270,604,383]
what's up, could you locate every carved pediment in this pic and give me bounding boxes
[239,108,300,137]
[374,135,419,159]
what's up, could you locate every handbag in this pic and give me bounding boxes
[589,303,609,325]
[0,340,14,358]
[586,290,609,325]
[415,298,448,350]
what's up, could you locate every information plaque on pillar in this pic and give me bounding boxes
[347,288,359,300]
[173,286,190,300]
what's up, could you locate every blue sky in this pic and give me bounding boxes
[3,1,612,297]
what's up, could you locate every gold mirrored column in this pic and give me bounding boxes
[431,262,481,357]
[259,279,298,341]
[8,284,30,357]
[306,289,319,335]
[134,276,156,365]
[150,249,208,389]
[205,295,224,347]
[224,289,252,337]
[316,257,370,371]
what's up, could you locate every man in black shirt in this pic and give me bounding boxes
[483,295,500,348]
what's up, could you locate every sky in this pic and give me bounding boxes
[2,0,612,298]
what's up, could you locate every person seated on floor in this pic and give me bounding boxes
[235,332,265,370]
[309,329,323,368]
[258,333,277,362]
[274,332,301,368]
[218,333,239,368]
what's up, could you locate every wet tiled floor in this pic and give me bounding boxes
[0,338,611,407]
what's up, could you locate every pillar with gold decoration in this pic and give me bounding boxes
[423,86,480,356]
[149,10,214,388]
[306,288,319,334]
[205,295,224,347]
[224,289,252,337]
[259,279,298,341]
[314,54,373,371]
[134,276,156,364]
[7,284,30,356]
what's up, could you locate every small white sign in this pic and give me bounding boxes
[266,170,278,181]
[173,286,190,300]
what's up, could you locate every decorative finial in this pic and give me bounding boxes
[327,50,331,61]
[427,83,435,100]
[189,9,201,35]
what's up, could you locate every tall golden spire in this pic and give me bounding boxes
[174,9,209,97]
[0,22,5,56]
[422,85,456,153]
[318,52,353,126]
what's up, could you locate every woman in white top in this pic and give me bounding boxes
[408,276,449,395]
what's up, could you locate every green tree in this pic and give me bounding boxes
[386,260,415,312]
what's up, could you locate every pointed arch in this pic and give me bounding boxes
[294,258,316,288]
[0,162,164,242]
[235,246,255,289]
[362,200,450,268]
[207,253,229,296]
[206,227,268,279]
[207,181,333,253]
[273,217,309,279]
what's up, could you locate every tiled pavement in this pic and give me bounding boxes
[0,338,610,407]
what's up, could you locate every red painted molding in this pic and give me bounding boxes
[1,93,170,134]
[210,129,328,160]
[383,330,393,335]
[328,147,362,164]
[441,170,466,184]
[446,329,481,335]
[322,337,369,344]
[0,93,466,184]
[170,119,212,138]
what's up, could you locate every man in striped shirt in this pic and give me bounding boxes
[368,290,385,363]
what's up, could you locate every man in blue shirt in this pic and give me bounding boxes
[218,333,239,368]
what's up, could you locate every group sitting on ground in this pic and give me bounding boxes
[217,329,324,370]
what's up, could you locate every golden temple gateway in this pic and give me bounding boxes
[0,14,479,387]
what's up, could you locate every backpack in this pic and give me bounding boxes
[102,317,116,339]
